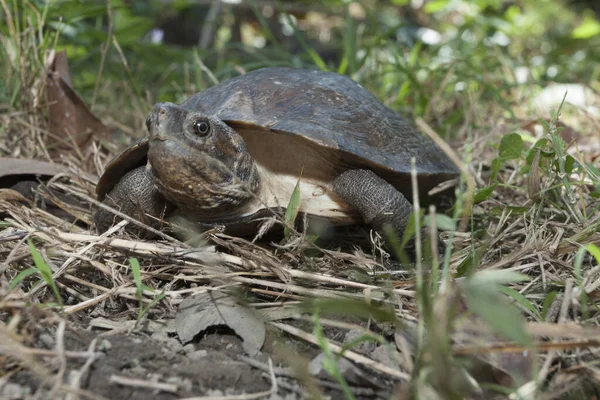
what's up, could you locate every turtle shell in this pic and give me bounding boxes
[96,137,149,201]
[97,67,458,200]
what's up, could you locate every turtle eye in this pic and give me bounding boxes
[193,120,210,136]
[145,115,151,132]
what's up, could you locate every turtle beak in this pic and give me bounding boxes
[148,102,187,141]
[147,103,171,141]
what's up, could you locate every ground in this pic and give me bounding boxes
[1,1,600,399]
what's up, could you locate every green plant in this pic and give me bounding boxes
[313,308,356,400]
[129,257,165,326]
[283,177,301,240]
[9,239,64,310]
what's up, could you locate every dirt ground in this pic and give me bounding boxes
[2,308,398,399]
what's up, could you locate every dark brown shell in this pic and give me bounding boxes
[98,67,458,199]
[96,137,149,200]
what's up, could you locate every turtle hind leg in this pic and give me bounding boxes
[330,169,412,238]
[93,165,170,236]
[331,169,447,256]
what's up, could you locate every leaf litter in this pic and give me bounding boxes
[45,50,111,162]
[1,50,600,400]
[175,291,266,356]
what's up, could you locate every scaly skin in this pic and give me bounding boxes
[93,165,171,236]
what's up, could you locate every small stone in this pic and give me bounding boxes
[187,349,208,361]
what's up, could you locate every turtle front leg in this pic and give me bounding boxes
[94,165,170,235]
[330,169,413,241]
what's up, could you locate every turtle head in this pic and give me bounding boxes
[145,102,259,216]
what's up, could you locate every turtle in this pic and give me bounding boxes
[94,67,459,242]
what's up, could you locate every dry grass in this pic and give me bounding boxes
[1,3,600,399]
[2,97,600,398]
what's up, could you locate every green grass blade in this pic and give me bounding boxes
[145,292,166,310]
[465,281,532,346]
[541,291,558,320]
[342,5,357,75]
[271,0,328,71]
[248,0,283,53]
[584,244,600,264]
[574,244,600,319]
[313,310,356,400]
[129,257,146,324]
[27,239,63,309]
[129,257,142,289]
[284,178,301,239]
[339,333,383,355]
[469,270,529,286]
[9,268,39,290]
[499,286,542,320]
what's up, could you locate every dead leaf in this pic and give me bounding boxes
[0,158,86,222]
[0,158,62,181]
[0,157,61,195]
[175,291,265,356]
[45,51,110,159]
